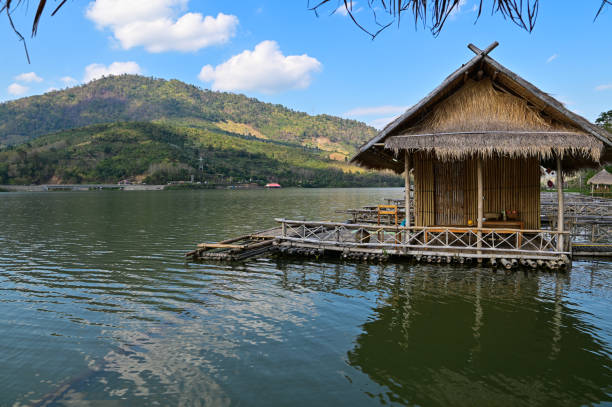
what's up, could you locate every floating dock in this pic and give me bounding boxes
[186,193,610,270]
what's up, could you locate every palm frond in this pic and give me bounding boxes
[1,0,69,63]
[309,0,610,38]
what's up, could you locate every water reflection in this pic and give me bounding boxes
[346,268,612,406]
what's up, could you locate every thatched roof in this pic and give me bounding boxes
[587,169,612,186]
[351,43,612,173]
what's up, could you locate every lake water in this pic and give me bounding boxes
[1,188,611,406]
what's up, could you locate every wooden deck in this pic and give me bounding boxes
[273,219,570,269]
[187,220,571,270]
[186,193,610,270]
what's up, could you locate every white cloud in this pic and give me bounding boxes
[335,2,362,16]
[449,0,468,18]
[46,87,59,93]
[344,105,410,129]
[198,40,322,94]
[344,105,409,117]
[369,116,398,130]
[8,83,29,95]
[85,0,238,53]
[86,0,187,28]
[83,61,142,82]
[595,84,612,91]
[15,72,43,83]
[61,76,78,86]
[546,53,559,63]
[115,12,238,53]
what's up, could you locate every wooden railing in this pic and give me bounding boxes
[275,219,571,257]
[569,223,612,243]
[541,202,612,244]
[541,202,612,217]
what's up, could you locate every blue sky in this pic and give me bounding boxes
[1,0,611,128]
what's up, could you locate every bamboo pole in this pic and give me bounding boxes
[477,157,483,261]
[557,157,564,251]
[404,150,411,228]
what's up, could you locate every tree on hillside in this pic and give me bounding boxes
[594,111,612,175]
[596,110,612,131]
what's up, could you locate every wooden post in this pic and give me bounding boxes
[477,157,483,262]
[404,151,411,228]
[556,157,564,252]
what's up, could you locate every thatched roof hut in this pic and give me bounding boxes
[351,42,612,252]
[587,169,612,186]
[352,43,612,173]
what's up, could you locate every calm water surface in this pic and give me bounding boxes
[0,188,611,406]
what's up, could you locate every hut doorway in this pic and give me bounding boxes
[434,161,466,225]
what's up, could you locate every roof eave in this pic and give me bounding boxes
[481,55,612,149]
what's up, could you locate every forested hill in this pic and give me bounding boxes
[0,75,376,160]
[0,121,400,187]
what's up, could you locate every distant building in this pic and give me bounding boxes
[587,169,612,194]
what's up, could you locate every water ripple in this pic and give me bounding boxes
[1,190,611,406]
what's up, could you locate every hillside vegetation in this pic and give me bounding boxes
[0,75,376,160]
[0,122,400,187]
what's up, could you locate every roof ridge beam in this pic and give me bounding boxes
[468,42,499,57]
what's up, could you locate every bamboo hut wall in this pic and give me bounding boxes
[414,152,435,226]
[413,154,540,229]
[434,160,466,225]
[478,156,540,229]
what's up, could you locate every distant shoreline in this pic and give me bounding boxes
[0,184,402,192]
[0,184,166,192]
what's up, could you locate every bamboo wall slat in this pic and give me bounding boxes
[414,154,540,229]
[414,152,435,226]
[434,160,466,225]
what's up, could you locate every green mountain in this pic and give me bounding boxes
[0,121,400,187]
[0,75,400,187]
[0,74,376,160]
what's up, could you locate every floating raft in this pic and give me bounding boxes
[185,227,281,261]
[572,243,612,257]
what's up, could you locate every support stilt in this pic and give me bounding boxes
[404,150,412,228]
[477,156,484,262]
[556,156,564,252]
